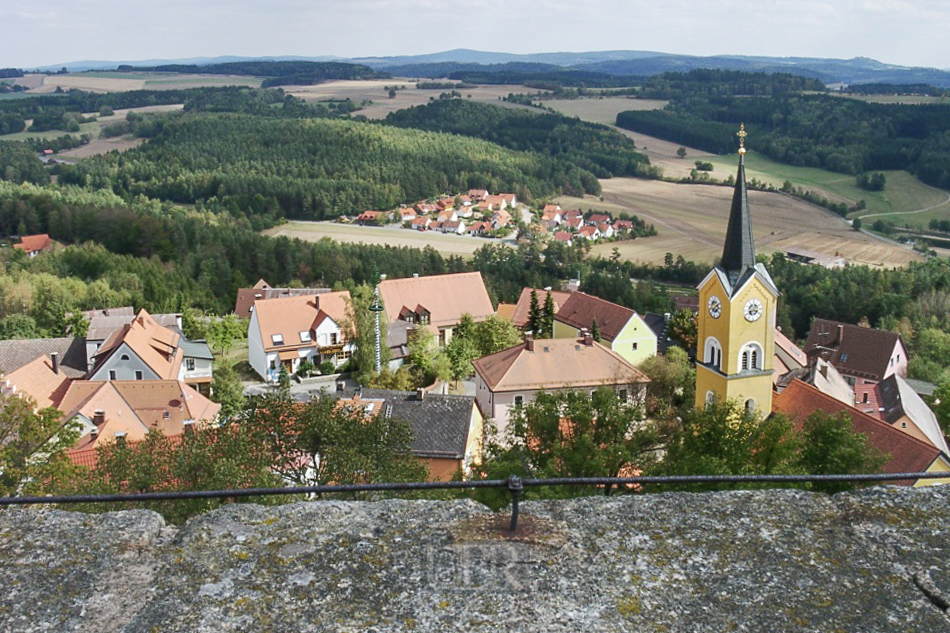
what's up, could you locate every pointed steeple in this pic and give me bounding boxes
[719,124,756,288]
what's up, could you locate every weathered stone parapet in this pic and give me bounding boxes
[1,487,949,631]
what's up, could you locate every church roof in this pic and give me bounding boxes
[719,151,757,288]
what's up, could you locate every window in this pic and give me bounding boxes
[108,370,116,381]
[862,393,869,403]
[299,331,312,343]
[840,353,848,362]
[631,342,638,351]
[745,399,756,415]
[618,389,628,401]
[186,358,195,371]
[704,338,722,370]
[330,332,338,345]
[163,411,170,420]
[120,354,130,361]
[705,391,715,407]
[270,360,277,370]
[514,395,523,408]
[135,370,143,380]
[271,333,284,346]
[739,343,763,371]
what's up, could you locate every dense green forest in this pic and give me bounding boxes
[637,69,827,99]
[617,92,950,188]
[56,112,600,219]
[385,61,637,88]
[385,99,656,179]
[115,60,388,86]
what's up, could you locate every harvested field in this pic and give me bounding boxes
[50,105,185,159]
[563,178,922,269]
[26,73,260,94]
[264,221,494,257]
[284,80,545,119]
[544,97,667,126]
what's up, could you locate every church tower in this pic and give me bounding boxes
[694,125,778,415]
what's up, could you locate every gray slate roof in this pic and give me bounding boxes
[180,339,215,361]
[336,387,476,459]
[0,337,88,378]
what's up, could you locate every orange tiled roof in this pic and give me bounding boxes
[555,292,637,343]
[13,234,51,253]
[2,354,72,409]
[473,337,649,393]
[379,272,493,328]
[253,291,351,352]
[773,379,944,484]
[92,309,182,379]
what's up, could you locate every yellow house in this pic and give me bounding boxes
[552,292,657,366]
[694,132,778,416]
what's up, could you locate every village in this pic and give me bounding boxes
[347,189,653,246]
[2,147,948,492]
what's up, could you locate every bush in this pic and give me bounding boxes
[319,360,337,375]
[296,359,315,377]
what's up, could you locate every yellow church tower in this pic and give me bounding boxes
[694,125,778,416]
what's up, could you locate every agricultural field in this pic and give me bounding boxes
[543,97,667,126]
[831,93,948,105]
[560,177,922,269]
[20,72,261,94]
[696,151,950,228]
[263,221,492,257]
[283,80,544,119]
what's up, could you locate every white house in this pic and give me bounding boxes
[248,291,353,382]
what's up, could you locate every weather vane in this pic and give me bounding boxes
[737,123,748,155]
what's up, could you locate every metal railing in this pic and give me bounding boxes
[2,472,947,531]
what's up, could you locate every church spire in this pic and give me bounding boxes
[720,123,756,287]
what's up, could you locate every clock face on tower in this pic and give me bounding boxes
[707,295,722,319]
[744,298,763,322]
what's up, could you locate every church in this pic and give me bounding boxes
[694,125,778,416]
[692,126,950,486]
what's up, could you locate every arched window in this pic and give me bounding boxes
[739,343,763,372]
[704,337,723,370]
[745,399,756,415]
[705,391,716,407]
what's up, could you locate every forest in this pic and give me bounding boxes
[384,99,656,179]
[56,111,600,219]
[115,60,388,86]
[617,92,950,188]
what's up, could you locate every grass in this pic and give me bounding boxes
[1,120,100,142]
[543,97,667,125]
[699,151,950,228]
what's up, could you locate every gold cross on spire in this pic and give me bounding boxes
[737,123,748,155]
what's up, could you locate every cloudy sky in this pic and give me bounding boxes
[3,0,948,69]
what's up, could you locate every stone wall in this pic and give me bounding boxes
[1,487,950,631]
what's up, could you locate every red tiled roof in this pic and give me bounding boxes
[510,287,574,328]
[378,272,493,328]
[13,234,52,253]
[555,292,637,343]
[773,380,944,484]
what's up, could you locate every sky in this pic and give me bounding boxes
[3,0,949,70]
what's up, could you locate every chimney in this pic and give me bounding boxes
[837,324,844,343]
[50,352,59,375]
[379,274,387,281]
[416,387,425,401]
[90,426,99,438]
[93,409,105,425]
[524,333,534,352]
[663,312,671,322]
[583,332,594,346]
[412,273,419,278]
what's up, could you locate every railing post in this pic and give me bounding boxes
[507,475,523,531]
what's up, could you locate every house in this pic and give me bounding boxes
[65,380,221,467]
[542,204,561,214]
[82,306,183,371]
[552,292,657,365]
[415,203,438,215]
[441,220,465,235]
[472,335,650,436]
[468,189,489,201]
[509,287,574,330]
[436,210,458,224]
[786,247,848,269]
[614,220,634,233]
[553,231,573,244]
[378,272,493,347]
[13,234,53,257]
[233,280,332,319]
[398,208,418,222]
[857,374,950,455]
[562,209,583,221]
[803,319,907,386]
[481,195,507,211]
[772,328,809,384]
[386,320,415,370]
[577,225,600,240]
[436,198,455,212]
[586,213,610,226]
[490,209,511,229]
[248,291,353,382]
[773,380,950,487]
[356,211,386,226]
[563,217,583,230]
[86,310,213,395]
[597,223,614,239]
[1,354,73,410]
[333,387,483,481]
[468,221,491,236]
[499,193,517,207]
[410,216,431,231]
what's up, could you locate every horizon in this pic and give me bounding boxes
[4,1,949,71]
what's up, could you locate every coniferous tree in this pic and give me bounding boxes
[541,290,556,338]
[528,289,541,336]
